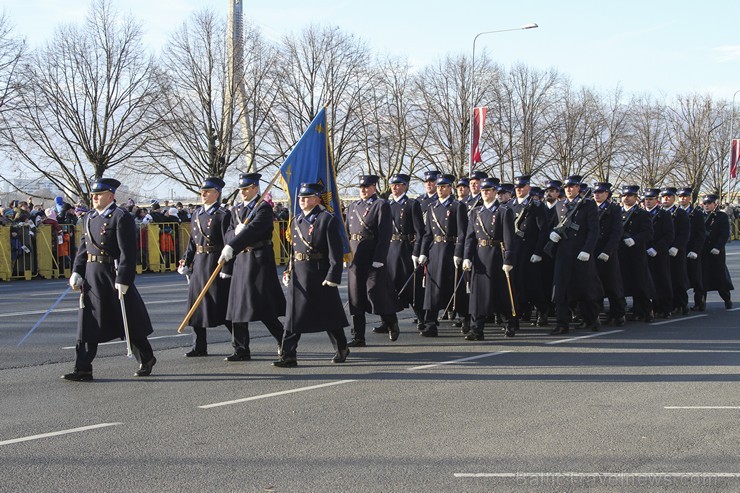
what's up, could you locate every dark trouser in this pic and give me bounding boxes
[352,312,397,341]
[229,318,283,354]
[281,328,348,359]
[556,300,598,328]
[674,289,689,310]
[631,296,653,318]
[695,290,731,304]
[607,297,625,318]
[470,315,487,336]
[192,321,233,352]
[653,297,672,314]
[75,335,154,372]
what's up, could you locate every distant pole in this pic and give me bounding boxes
[468,24,539,177]
[227,0,253,169]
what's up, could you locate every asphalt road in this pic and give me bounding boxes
[1,244,739,492]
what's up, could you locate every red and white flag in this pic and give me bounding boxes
[471,106,488,166]
[732,138,740,179]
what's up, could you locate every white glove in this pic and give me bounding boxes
[372,261,384,268]
[687,251,698,260]
[412,255,419,266]
[177,262,188,275]
[21,245,31,253]
[623,237,635,247]
[454,256,462,267]
[597,253,609,262]
[115,283,128,298]
[343,261,349,268]
[282,272,290,287]
[218,245,234,263]
[322,280,339,287]
[711,248,720,255]
[549,231,561,243]
[502,264,513,274]
[668,247,678,257]
[69,272,84,290]
[235,223,246,235]
[577,251,590,262]
[647,248,657,257]
[417,255,428,266]
[462,259,472,271]
[530,254,542,263]
[219,273,231,279]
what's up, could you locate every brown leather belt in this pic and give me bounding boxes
[477,239,500,247]
[434,235,456,243]
[242,240,272,253]
[294,252,325,261]
[350,233,374,241]
[87,253,113,264]
[196,245,216,254]
[391,234,415,242]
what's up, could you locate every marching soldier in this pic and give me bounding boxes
[511,174,549,327]
[417,174,468,336]
[677,188,707,311]
[456,177,471,203]
[464,170,488,208]
[537,180,562,326]
[219,173,286,361]
[373,174,425,334]
[64,178,156,381]
[277,183,350,367]
[619,185,656,322]
[496,183,515,209]
[696,194,734,309]
[178,177,233,358]
[417,170,440,212]
[345,174,401,346]
[546,175,603,334]
[660,187,691,315]
[462,179,517,340]
[643,188,675,318]
[592,182,625,325]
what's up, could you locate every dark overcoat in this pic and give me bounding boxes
[225,197,286,322]
[182,203,231,328]
[684,205,706,291]
[551,198,604,303]
[419,197,468,311]
[619,206,656,299]
[463,203,517,317]
[387,195,424,308]
[511,197,549,303]
[73,203,153,343]
[701,210,735,292]
[346,195,399,315]
[540,202,560,302]
[666,205,690,294]
[286,206,348,333]
[414,193,438,307]
[646,207,674,294]
[594,201,624,299]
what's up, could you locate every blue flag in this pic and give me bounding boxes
[279,108,350,255]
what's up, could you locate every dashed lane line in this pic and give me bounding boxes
[545,330,623,345]
[649,314,708,326]
[0,422,123,447]
[199,380,357,409]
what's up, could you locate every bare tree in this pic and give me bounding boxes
[666,93,723,197]
[3,0,162,203]
[589,86,629,184]
[145,9,278,193]
[623,95,673,187]
[0,11,25,128]
[268,24,372,184]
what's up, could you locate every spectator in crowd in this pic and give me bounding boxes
[176,202,190,222]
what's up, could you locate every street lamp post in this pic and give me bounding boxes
[468,23,538,177]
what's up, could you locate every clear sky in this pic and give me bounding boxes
[5,0,740,101]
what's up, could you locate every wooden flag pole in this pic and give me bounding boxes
[177,171,283,333]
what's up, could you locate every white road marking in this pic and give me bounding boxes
[650,314,708,326]
[408,351,512,371]
[728,307,740,312]
[545,330,623,345]
[665,406,740,410]
[454,472,740,478]
[0,422,123,447]
[62,333,189,349]
[1,299,186,318]
[199,380,357,409]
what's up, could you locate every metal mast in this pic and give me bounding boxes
[226,0,253,170]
